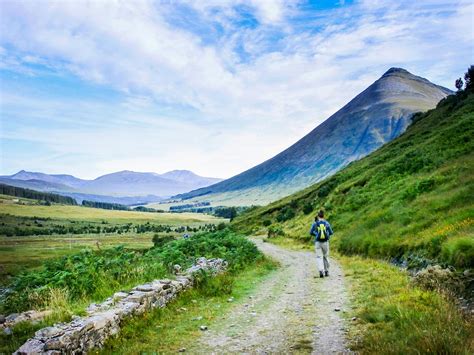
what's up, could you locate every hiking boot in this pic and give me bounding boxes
[319,271,324,278]
[325,271,329,277]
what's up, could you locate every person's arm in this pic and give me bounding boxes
[327,221,334,236]
[309,222,316,236]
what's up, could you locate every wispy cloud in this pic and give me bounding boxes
[0,0,472,178]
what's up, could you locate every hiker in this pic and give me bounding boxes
[310,210,333,278]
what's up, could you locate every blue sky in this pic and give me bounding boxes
[0,0,472,179]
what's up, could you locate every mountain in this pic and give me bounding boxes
[0,177,73,192]
[81,170,221,197]
[0,169,222,200]
[177,68,452,205]
[233,89,474,269]
[160,170,221,185]
[8,170,87,189]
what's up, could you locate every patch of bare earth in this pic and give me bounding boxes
[191,237,351,354]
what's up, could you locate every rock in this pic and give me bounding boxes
[250,312,257,316]
[334,308,341,312]
[463,269,472,277]
[15,338,45,354]
[191,299,197,304]
[35,326,64,338]
[5,313,19,323]
[351,317,358,321]
[3,327,12,335]
[200,325,208,331]
[192,316,203,321]
[227,297,234,302]
[0,314,5,324]
[126,291,148,303]
[178,347,186,352]
[173,264,182,274]
[134,284,154,292]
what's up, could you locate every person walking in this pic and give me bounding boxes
[310,210,334,278]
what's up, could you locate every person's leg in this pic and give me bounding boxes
[315,242,324,277]
[322,242,330,276]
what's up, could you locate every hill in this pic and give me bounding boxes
[0,184,77,205]
[232,90,474,269]
[177,68,451,206]
[0,169,222,200]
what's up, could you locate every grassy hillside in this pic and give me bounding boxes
[233,91,474,269]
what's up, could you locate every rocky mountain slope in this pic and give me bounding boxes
[177,68,452,205]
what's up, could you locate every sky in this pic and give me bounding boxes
[0,0,472,179]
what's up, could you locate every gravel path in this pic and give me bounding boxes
[192,237,351,354]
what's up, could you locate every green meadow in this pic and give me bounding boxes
[0,195,226,282]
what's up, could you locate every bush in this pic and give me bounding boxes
[276,206,295,222]
[303,202,313,215]
[2,230,261,314]
[441,237,474,268]
[148,231,261,272]
[152,234,175,248]
[262,219,272,227]
[267,226,284,238]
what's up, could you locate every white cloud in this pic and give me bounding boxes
[0,0,472,178]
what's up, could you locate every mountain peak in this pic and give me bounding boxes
[383,67,410,76]
[177,69,452,205]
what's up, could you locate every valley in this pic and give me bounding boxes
[1,71,473,354]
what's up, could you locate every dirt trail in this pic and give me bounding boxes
[192,237,351,354]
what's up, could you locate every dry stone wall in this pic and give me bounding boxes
[15,257,227,354]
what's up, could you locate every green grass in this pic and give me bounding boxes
[0,233,154,282]
[340,255,473,354]
[0,195,222,224]
[100,258,277,354]
[233,92,474,269]
[0,194,227,282]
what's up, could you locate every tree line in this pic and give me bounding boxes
[0,184,77,205]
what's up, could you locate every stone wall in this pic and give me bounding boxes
[15,257,227,354]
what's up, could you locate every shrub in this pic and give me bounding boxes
[303,202,313,215]
[2,230,261,314]
[267,226,284,238]
[276,206,295,222]
[152,234,175,248]
[262,219,272,227]
[441,237,474,268]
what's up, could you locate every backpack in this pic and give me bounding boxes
[316,221,328,241]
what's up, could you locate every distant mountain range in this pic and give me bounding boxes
[176,68,452,205]
[0,170,222,204]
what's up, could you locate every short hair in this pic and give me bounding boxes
[318,210,324,218]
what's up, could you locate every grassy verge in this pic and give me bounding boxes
[100,258,277,353]
[340,255,474,354]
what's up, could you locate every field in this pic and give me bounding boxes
[0,195,226,282]
[0,194,221,224]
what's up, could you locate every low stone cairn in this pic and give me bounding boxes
[15,257,227,354]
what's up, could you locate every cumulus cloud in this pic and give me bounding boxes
[0,0,472,178]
